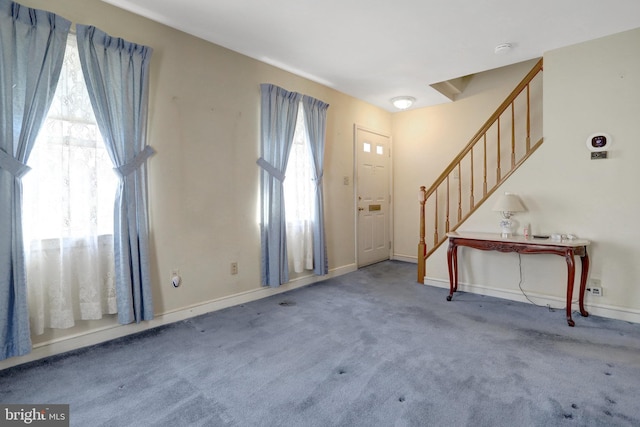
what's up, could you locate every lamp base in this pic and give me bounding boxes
[499,218,513,238]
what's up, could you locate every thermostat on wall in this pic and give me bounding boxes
[586,133,611,152]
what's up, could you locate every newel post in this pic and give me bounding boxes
[418,186,427,283]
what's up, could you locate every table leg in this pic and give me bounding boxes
[579,249,590,318]
[565,250,576,327]
[447,240,457,301]
[453,247,458,293]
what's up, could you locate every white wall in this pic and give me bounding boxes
[4,0,639,370]
[392,59,541,262]
[1,0,391,369]
[405,29,640,322]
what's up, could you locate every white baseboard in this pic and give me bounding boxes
[0,263,357,370]
[392,254,417,264]
[423,276,640,324]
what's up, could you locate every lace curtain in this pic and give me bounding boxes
[21,35,118,335]
[284,105,314,274]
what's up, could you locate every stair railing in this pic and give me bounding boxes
[417,58,544,283]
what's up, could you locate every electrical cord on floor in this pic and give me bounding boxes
[517,253,577,312]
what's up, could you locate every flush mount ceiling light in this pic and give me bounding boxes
[391,96,416,110]
[494,43,512,54]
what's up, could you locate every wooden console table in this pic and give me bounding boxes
[446,231,591,327]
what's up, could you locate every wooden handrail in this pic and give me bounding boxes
[421,59,543,201]
[417,58,543,283]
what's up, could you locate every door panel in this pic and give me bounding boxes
[356,127,391,267]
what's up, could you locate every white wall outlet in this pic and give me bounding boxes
[171,269,181,287]
[590,287,603,296]
[230,262,238,275]
[588,278,602,296]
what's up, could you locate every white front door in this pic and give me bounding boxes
[355,126,391,267]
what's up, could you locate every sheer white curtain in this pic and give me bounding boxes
[21,35,118,335]
[284,105,314,274]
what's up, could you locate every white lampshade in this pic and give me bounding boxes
[492,192,525,213]
[391,96,415,110]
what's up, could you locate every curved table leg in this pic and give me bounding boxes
[565,250,576,327]
[579,249,590,317]
[447,240,457,301]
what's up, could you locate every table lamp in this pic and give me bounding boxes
[492,192,525,237]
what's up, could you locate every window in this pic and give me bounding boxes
[22,34,118,335]
[258,84,328,286]
[284,104,315,274]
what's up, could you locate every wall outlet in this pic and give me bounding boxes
[589,287,603,296]
[170,269,181,287]
[588,279,602,296]
[230,262,238,275]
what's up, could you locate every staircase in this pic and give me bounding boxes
[417,59,544,283]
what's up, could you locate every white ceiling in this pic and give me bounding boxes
[101,0,640,112]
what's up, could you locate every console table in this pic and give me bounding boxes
[446,231,591,326]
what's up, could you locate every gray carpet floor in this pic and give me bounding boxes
[1,260,639,427]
